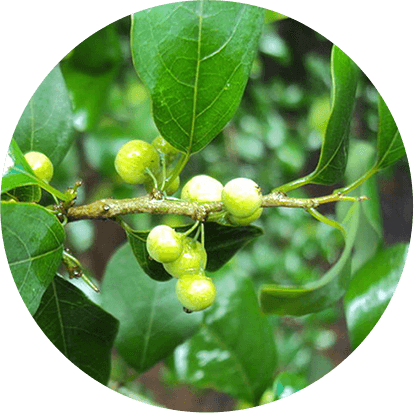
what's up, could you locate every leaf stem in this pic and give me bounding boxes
[306,207,346,237]
[334,165,378,195]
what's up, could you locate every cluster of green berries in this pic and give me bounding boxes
[114,138,263,226]
[181,175,263,226]
[114,137,180,195]
[146,225,215,312]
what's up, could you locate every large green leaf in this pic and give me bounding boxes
[276,46,359,192]
[306,46,359,185]
[131,1,264,153]
[375,94,405,170]
[123,221,263,282]
[1,139,71,201]
[166,270,277,404]
[1,202,65,315]
[34,276,119,385]
[259,202,360,316]
[100,243,202,373]
[12,65,75,167]
[344,243,409,350]
[61,25,122,132]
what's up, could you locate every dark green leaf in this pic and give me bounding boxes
[203,222,264,271]
[61,25,122,131]
[13,65,75,167]
[3,184,42,203]
[375,94,405,170]
[277,46,359,193]
[167,270,277,404]
[131,1,264,153]
[123,221,263,282]
[100,243,202,373]
[1,202,65,315]
[1,139,71,200]
[307,46,359,185]
[34,276,119,384]
[344,243,409,350]
[259,202,360,316]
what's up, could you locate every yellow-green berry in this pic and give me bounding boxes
[24,151,54,183]
[181,175,223,203]
[229,207,263,226]
[115,140,160,184]
[222,178,262,218]
[176,271,216,311]
[163,237,207,278]
[146,225,183,263]
[151,136,180,165]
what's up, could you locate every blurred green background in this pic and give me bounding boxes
[52,11,411,411]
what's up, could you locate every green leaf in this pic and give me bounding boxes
[1,202,65,315]
[13,65,75,167]
[203,222,264,271]
[273,372,308,400]
[264,10,288,24]
[375,94,405,170]
[167,270,277,404]
[307,46,359,185]
[131,1,264,153]
[344,243,409,350]
[123,221,263,282]
[34,276,119,384]
[100,243,202,373]
[337,140,383,272]
[259,202,360,316]
[1,139,71,201]
[61,25,122,132]
[276,46,359,192]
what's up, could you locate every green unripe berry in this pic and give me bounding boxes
[222,178,262,218]
[229,207,263,226]
[146,225,183,263]
[24,151,54,183]
[181,175,223,203]
[176,272,216,312]
[163,237,207,278]
[115,140,160,185]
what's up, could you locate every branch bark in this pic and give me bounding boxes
[65,190,367,222]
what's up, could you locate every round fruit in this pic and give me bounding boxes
[229,207,263,226]
[176,272,216,311]
[24,151,54,182]
[221,178,262,218]
[146,225,183,263]
[181,175,223,203]
[163,237,207,278]
[115,140,160,184]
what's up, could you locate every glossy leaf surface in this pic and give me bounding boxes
[101,243,202,373]
[344,243,409,349]
[131,1,264,153]
[277,45,359,192]
[1,202,65,315]
[306,46,359,185]
[259,202,359,316]
[167,270,277,404]
[34,276,119,384]
[12,65,75,166]
[375,94,405,170]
